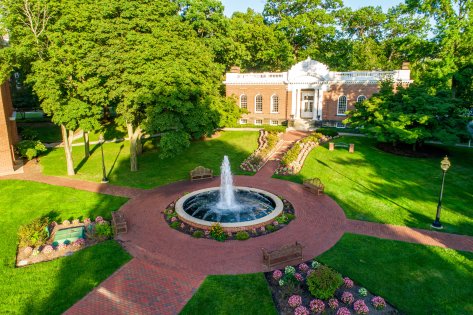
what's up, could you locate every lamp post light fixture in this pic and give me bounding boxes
[432,156,451,229]
[99,134,109,183]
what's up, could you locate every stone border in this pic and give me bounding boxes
[175,186,284,232]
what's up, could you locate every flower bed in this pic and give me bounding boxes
[163,196,295,241]
[275,133,330,176]
[265,260,398,314]
[241,130,282,172]
[16,216,113,267]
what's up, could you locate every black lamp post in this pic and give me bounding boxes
[99,134,109,183]
[432,156,451,229]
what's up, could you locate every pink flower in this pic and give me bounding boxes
[328,298,339,309]
[288,295,302,308]
[171,217,177,222]
[260,226,266,232]
[180,223,185,229]
[354,300,369,315]
[294,273,304,282]
[95,216,104,223]
[341,292,354,305]
[83,218,91,225]
[310,299,325,313]
[57,243,67,251]
[272,269,283,281]
[204,230,210,236]
[273,221,279,226]
[294,306,310,315]
[336,307,351,315]
[344,277,354,288]
[307,269,315,276]
[371,296,386,310]
[42,245,53,254]
[298,263,309,273]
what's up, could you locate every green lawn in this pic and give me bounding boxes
[275,136,473,236]
[40,131,258,189]
[0,180,131,315]
[318,234,473,314]
[180,273,277,315]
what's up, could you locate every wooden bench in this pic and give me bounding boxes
[262,241,303,268]
[303,178,325,195]
[190,166,213,181]
[111,211,127,234]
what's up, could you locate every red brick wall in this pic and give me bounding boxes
[226,84,288,124]
[0,81,18,173]
[323,83,380,121]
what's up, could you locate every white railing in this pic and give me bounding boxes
[330,70,411,81]
[225,72,288,83]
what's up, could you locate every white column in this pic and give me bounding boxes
[291,86,297,116]
[295,88,301,119]
[317,89,324,120]
[312,88,318,120]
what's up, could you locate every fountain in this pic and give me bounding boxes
[175,156,283,231]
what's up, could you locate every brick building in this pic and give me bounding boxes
[224,58,412,130]
[0,80,19,174]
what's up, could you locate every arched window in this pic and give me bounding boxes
[271,95,279,113]
[240,94,248,109]
[255,95,263,112]
[357,95,366,103]
[337,96,347,115]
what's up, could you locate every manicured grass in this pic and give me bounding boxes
[0,180,131,315]
[318,234,473,314]
[180,273,277,315]
[40,131,258,189]
[274,136,473,236]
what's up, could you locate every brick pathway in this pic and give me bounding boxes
[2,136,473,314]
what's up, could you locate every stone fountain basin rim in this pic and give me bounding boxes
[175,186,284,229]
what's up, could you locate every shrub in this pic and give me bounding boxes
[94,222,113,239]
[16,140,47,160]
[41,245,53,254]
[294,273,304,282]
[298,263,309,273]
[306,265,343,299]
[371,296,386,310]
[343,277,354,288]
[192,230,204,238]
[354,300,369,315]
[358,288,368,297]
[341,291,354,305]
[310,299,325,314]
[281,144,302,166]
[288,295,302,308]
[18,217,50,248]
[294,306,310,315]
[210,223,227,241]
[336,307,351,315]
[235,231,250,240]
[316,128,339,137]
[265,224,276,232]
[311,260,321,269]
[328,298,339,309]
[95,216,104,223]
[285,265,296,275]
[170,221,180,229]
[272,269,283,281]
[18,127,39,140]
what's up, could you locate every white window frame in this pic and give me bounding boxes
[357,95,366,103]
[239,119,248,124]
[270,120,279,126]
[255,95,263,113]
[240,94,248,109]
[337,96,347,116]
[254,119,263,125]
[270,94,279,113]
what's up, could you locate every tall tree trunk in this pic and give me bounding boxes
[126,122,141,172]
[136,134,143,155]
[83,131,90,158]
[61,124,75,175]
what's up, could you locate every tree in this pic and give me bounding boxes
[228,9,294,71]
[263,0,342,61]
[344,81,470,148]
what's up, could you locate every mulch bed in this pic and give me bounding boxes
[377,142,447,158]
[264,260,399,315]
[162,197,295,241]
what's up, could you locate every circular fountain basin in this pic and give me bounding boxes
[175,186,283,231]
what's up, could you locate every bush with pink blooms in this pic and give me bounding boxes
[336,307,351,315]
[310,299,325,313]
[298,263,309,273]
[371,296,386,310]
[341,291,354,305]
[344,277,354,288]
[354,300,369,314]
[273,269,283,281]
[294,306,310,315]
[73,238,85,247]
[294,273,304,282]
[328,298,339,309]
[95,216,104,223]
[288,295,302,308]
[83,218,91,225]
[41,245,53,254]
